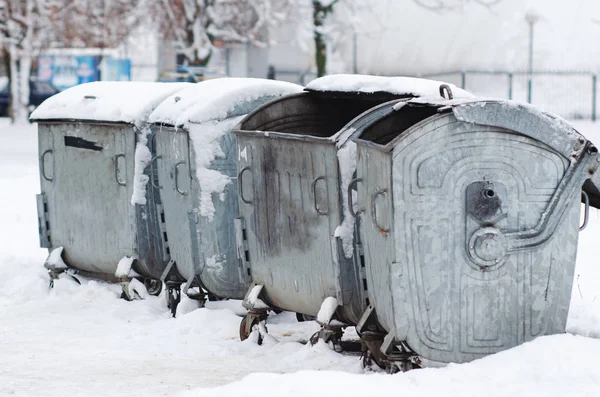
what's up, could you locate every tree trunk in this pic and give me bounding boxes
[19,54,32,122]
[8,45,25,124]
[313,1,336,78]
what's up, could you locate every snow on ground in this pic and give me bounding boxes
[0,118,599,396]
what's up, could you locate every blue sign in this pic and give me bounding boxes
[102,57,132,81]
[37,54,131,90]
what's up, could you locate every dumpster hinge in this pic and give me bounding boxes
[36,193,52,248]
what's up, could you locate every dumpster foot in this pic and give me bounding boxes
[356,306,421,372]
[166,282,182,317]
[239,309,269,345]
[359,333,421,373]
[309,325,345,352]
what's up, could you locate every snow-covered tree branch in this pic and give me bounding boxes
[153,0,290,66]
[0,0,61,123]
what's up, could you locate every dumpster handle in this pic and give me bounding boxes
[238,166,253,204]
[348,178,364,217]
[371,188,390,234]
[174,161,188,196]
[149,156,162,189]
[114,154,126,186]
[41,149,53,182]
[312,176,328,215]
[580,190,589,231]
[439,84,454,100]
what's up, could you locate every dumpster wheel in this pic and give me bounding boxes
[240,310,269,345]
[143,278,163,296]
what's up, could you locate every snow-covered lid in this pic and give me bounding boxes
[30,81,192,125]
[149,77,303,128]
[306,74,473,99]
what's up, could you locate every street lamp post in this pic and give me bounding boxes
[526,10,540,104]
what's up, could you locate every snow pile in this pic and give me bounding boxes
[45,247,67,269]
[131,126,153,205]
[244,284,269,310]
[149,78,303,127]
[30,81,191,126]
[316,297,338,325]
[181,334,600,397]
[114,256,135,278]
[306,74,473,99]
[189,116,244,220]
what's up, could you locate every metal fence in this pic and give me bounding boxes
[270,68,598,121]
[421,70,598,121]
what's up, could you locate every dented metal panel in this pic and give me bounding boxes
[452,101,585,159]
[354,110,590,364]
[154,125,249,299]
[38,123,137,275]
[236,133,346,316]
[36,122,172,280]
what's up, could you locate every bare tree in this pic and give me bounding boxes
[311,0,363,77]
[50,0,149,49]
[0,0,59,122]
[153,0,290,66]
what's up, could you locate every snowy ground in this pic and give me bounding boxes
[0,118,599,397]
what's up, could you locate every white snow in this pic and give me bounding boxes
[334,139,358,258]
[306,74,473,99]
[205,254,224,273]
[45,246,67,269]
[316,297,339,325]
[180,334,600,397]
[114,256,135,278]
[0,118,599,396]
[189,116,245,221]
[244,284,270,311]
[148,78,303,127]
[131,126,153,205]
[30,81,191,126]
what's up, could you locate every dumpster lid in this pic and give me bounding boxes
[305,74,473,99]
[357,96,600,209]
[149,78,303,128]
[30,81,192,126]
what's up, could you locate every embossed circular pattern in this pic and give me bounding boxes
[468,227,508,268]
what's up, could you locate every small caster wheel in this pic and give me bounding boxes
[143,279,162,296]
[240,315,267,345]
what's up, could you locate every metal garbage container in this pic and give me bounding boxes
[146,78,303,302]
[31,81,191,299]
[234,75,471,344]
[350,94,600,370]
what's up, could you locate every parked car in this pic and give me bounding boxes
[0,77,60,117]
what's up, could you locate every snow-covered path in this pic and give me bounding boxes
[0,119,599,397]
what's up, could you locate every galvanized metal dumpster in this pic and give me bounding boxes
[147,78,303,301]
[234,75,471,343]
[351,96,600,369]
[31,81,191,294]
